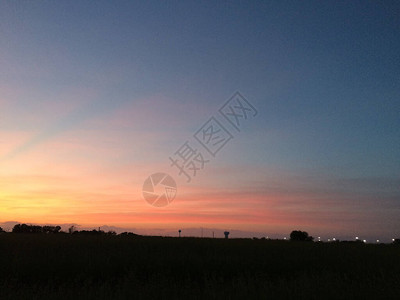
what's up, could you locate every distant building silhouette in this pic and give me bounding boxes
[224,231,230,239]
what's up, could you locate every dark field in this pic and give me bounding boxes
[0,234,400,299]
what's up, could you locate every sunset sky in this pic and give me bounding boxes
[1,1,399,241]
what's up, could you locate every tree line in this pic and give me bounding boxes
[0,223,137,236]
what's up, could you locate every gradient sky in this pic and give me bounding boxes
[1,1,399,241]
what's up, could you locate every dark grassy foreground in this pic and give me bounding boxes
[0,234,399,299]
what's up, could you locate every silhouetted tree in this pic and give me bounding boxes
[0,226,5,233]
[73,229,105,235]
[11,223,62,233]
[13,224,38,233]
[13,224,25,233]
[290,230,314,241]
[43,226,61,233]
[68,226,76,234]
[31,225,42,233]
[119,232,140,237]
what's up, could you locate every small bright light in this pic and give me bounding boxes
[333,238,336,241]
[392,239,395,242]
[355,237,359,240]
[363,240,366,243]
[328,239,330,242]
[284,237,287,240]
[376,240,379,243]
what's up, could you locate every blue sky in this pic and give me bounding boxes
[0,1,399,241]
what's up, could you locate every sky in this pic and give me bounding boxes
[0,1,399,241]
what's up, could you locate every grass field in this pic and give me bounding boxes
[0,234,399,299]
